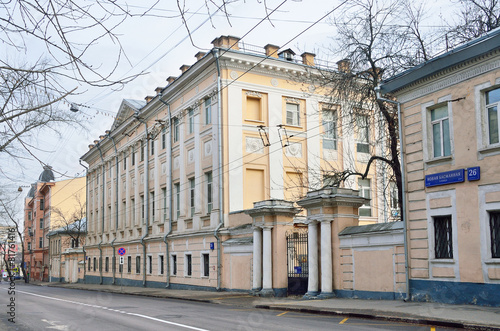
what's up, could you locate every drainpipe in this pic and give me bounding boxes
[96,144,106,285]
[158,97,173,288]
[213,48,224,291]
[136,116,149,287]
[79,159,89,283]
[110,136,119,284]
[375,89,409,301]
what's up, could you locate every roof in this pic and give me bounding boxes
[379,27,500,95]
[339,221,403,236]
[38,165,55,182]
[110,99,146,131]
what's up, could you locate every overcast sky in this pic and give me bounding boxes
[1,0,453,196]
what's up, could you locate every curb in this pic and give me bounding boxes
[255,305,500,331]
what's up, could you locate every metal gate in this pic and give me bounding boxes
[286,229,308,295]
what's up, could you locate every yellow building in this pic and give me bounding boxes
[80,36,392,294]
[380,29,500,305]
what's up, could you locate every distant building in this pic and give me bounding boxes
[23,166,86,282]
[80,35,394,294]
[380,28,500,305]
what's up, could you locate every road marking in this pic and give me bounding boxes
[339,317,349,324]
[5,288,209,331]
[277,311,288,317]
[430,328,436,331]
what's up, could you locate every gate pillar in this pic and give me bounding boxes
[298,187,368,299]
[246,199,299,297]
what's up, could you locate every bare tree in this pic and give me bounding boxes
[445,0,500,48]
[51,194,86,249]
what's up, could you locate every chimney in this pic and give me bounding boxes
[105,130,110,135]
[99,135,106,140]
[211,35,240,50]
[264,44,279,58]
[337,59,351,73]
[195,51,206,61]
[88,144,94,149]
[155,87,164,95]
[301,52,315,66]
[145,95,154,103]
[166,76,177,85]
[179,65,191,73]
[93,140,99,145]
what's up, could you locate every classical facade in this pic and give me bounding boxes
[80,35,392,293]
[380,28,500,306]
[23,166,86,282]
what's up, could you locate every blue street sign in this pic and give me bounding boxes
[210,242,214,250]
[294,266,302,274]
[425,169,465,187]
[117,247,126,256]
[467,167,480,181]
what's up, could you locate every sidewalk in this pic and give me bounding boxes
[30,281,500,330]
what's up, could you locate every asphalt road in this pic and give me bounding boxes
[0,283,459,331]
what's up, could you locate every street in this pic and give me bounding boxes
[0,283,460,331]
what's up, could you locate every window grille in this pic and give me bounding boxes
[490,211,500,258]
[434,215,453,259]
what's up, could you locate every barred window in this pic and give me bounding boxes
[489,211,500,258]
[434,215,453,259]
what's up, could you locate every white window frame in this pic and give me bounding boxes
[478,184,500,283]
[356,114,370,154]
[430,105,451,158]
[188,109,194,134]
[189,178,195,217]
[358,178,372,217]
[205,98,212,125]
[170,253,177,276]
[322,106,338,150]
[286,102,300,126]
[174,183,180,220]
[173,118,179,142]
[184,252,192,277]
[158,254,164,275]
[476,80,500,158]
[200,252,210,278]
[147,254,153,275]
[206,171,213,214]
[135,255,141,274]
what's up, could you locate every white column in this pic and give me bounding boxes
[306,221,319,297]
[262,226,273,291]
[320,220,333,295]
[252,227,262,290]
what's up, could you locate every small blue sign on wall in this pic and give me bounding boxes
[294,266,302,274]
[467,167,480,181]
[210,242,214,250]
[425,169,465,187]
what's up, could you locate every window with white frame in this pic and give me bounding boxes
[140,195,145,222]
[286,102,300,126]
[127,256,132,273]
[358,178,371,217]
[171,254,177,275]
[188,109,194,134]
[486,87,500,145]
[162,128,166,149]
[322,106,338,150]
[189,177,195,217]
[434,215,453,259]
[136,255,141,274]
[150,191,155,219]
[151,139,155,155]
[147,255,152,274]
[489,211,500,259]
[174,183,180,219]
[356,114,369,153]
[205,98,212,125]
[159,255,164,275]
[185,254,192,276]
[162,187,167,221]
[173,118,179,142]
[390,181,400,219]
[202,253,209,277]
[430,105,451,158]
[206,171,213,213]
[140,140,145,161]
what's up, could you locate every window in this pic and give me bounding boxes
[147,255,152,274]
[123,153,127,170]
[40,218,44,229]
[93,257,97,272]
[140,195,145,222]
[162,188,167,221]
[206,172,213,213]
[489,211,500,258]
[185,254,192,276]
[88,258,91,271]
[27,242,31,251]
[105,257,109,272]
[358,178,371,217]
[150,191,155,218]
[356,115,369,153]
[127,256,132,273]
[162,128,166,149]
[175,183,180,219]
[136,256,141,274]
[159,255,164,275]
[486,87,500,145]
[390,182,400,219]
[205,98,212,124]
[246,96,261,121]
[131,198,135,224]
[39,237,43,248]
[140,140,145,161]
[188,109,194,134]
[322,107,337,150]
[434,215,453,259]
[189,178,195,217]
[430,105,451,157]
[28,211,32,221]
[97,173,99,185]
[286,103,300,126]
[173,118,180,142]
[40,199,44,210]
[131,148,135,166]
[202,253,209,277]
[151,140,154,156]
[171,254,177,275]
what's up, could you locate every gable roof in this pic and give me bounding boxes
[111,99,146,131]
